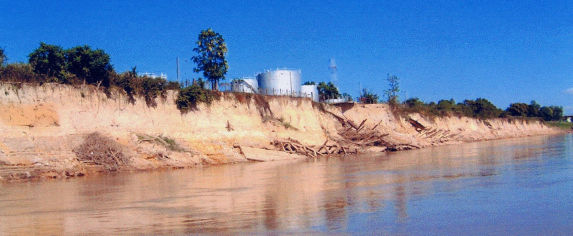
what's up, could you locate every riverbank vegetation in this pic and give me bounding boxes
[546,121,573,130]
[0,34,566,122]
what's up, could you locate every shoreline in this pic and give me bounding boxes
[0,83,563,182]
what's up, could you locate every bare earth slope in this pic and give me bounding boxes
[0,83,560,181]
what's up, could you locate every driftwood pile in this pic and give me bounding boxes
[273,116,422,158]
[339,119,391,147]
[272,138,357,158]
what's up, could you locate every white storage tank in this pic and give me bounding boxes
[257,69,301,96]
[300,84,319,102]
[231,78,258,93]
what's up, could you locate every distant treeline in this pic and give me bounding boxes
[402,98,563,121]
[0,43,565,121]
[0,43,182,107]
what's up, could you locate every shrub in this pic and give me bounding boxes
[141,76,168,107]
[73,132,129,171]
[176,80,216,112]
[0,63,45,83]
[359,88,378,104]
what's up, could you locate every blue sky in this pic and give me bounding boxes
[1,0,572,113]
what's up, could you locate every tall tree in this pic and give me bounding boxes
[385,74,400,105]
[28,42,66,80]
[192,28,228,91]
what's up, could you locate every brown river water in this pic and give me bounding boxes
[1,134,572,234]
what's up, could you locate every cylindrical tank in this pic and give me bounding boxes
[231,78,258,93]
[257,69,301,96]
[300,84,318,102]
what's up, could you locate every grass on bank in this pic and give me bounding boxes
[546,121,573,130]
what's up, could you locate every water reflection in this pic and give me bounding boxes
[0,134,571,234]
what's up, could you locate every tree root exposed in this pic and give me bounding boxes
[272,117,421,158]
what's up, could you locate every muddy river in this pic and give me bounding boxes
[1,134,572,234]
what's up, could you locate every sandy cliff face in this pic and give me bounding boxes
[0,83,559,181]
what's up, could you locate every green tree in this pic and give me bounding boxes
[0,47,6,66]
[459,98,502,118]
[65,45,113,86]
[192,28,228,91]
[404,98,424,109]
[303,81,315,85]
[549,106,563,121]
[28,42,66,81]
[473,98,502,118]
[539,106,554,121]
[341,92,353,102]
[437,99,456,112]
[384,74,400,105]
[527,100,541,117]
[317,82,340,100]
[506,103,529,117]
[359,89,378,104]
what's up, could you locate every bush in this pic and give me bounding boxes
[176,80,216,112]
[141,76,168,107]
[73,132,129,171]
[359,89,378,104]
[0,63,45,83]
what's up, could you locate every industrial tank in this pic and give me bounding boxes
[231,78,258,93]
[300,84,319,102]
[257,69,301,96]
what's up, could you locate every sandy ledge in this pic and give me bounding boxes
[0,83,562,182]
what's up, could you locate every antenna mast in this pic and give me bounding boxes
[329,58,337,86]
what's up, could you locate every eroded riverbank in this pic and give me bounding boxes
[0,83,562,181]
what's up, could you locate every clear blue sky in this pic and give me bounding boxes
[1,0,572,113]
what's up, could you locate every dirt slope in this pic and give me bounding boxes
[0,83,560,181]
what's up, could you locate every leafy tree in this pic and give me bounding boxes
[303,81,315,85]
[506,103,529,117]
[539,106,554,121]
[317,81,340,100]
[359,89,378,104]
[0,47,6,66]
[341,92,353,102]
[28,42,66,81]
[192,28,228,91]
[549,106,563,121]
[527,100,541,117]
[384,74,400,105]
[473,98,502,118]
[437,99,456,112]
[404,98,424,109]
[66,45,113,86]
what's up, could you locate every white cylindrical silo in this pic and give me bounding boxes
[231,78,258,93]
[300,84,318,102]
[257,69,301,96]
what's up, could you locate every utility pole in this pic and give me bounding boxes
[176,57,180,83]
